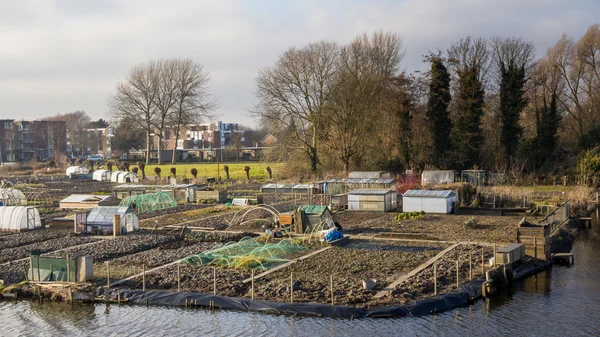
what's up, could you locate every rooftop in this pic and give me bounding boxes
[403,190,456,198]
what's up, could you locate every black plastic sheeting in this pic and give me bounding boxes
[105,278,484,319]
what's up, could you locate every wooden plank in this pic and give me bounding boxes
[241,246,332,283]
[373,243,461,299]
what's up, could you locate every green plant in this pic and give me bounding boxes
[395,210,425,222]
[463,217,477,230]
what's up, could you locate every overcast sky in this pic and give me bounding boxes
[0,0,598,127]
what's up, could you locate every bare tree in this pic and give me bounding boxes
[109,61,159,164]
[253,41,339,173]
[45,111,91,156]
[447,37,491,84]
[324,32,405,172]
[152,60,180,165]
[169,59,216,164]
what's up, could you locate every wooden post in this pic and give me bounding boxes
[330,275,334,305]
[217,158,220,192]
[434,263,437,295]
[493,244,496,267]
[213,267,217,295]
[177,263,181,292]
[117,289,121,305]
[66,254,70,283]
[251,269,255,300]
[113,214,121,237]
[29,256,34,282]
[469,253,473,281]
[534,237,538,265]
[107,262,111,288]
[37,256,41,282]
[481,249,484,275]
[142,264,146,291]
[290,272,294,303]
[563,175,566,186]
[456,260,460,288]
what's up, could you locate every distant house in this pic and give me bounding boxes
[259,134,278,147]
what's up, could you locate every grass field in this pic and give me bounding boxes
[131,162,283,180]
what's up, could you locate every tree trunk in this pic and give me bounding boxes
[145,130,151,164]
[309,146,318,172]
[157,135,163,165]
[343,157,350,173]
[171,124,181,164]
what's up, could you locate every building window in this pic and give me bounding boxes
[5,143,10,150]
[3,122,12,129]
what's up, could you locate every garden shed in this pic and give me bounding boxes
[92,169,112,182]
[111,171,140,183]
[421,170,456,185]
[59,194,120,209]
[402,190,457,214]
[348,171,392,179]
[0,206,42,231]
[348,189,397,212]
[80,206,139,235]
[461,170,488,186]
[0,188,27,206]
[66,166,89,177]
[260,184,316,194]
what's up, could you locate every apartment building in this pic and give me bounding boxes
[66,125,115,158]
[0,119,67,163]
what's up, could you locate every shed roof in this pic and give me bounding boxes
[113,184,198,190]
[298,205,330,214]
[60,194,110,203]
[349,189,395,195]
[403,190,456,198]
[87,206,130,224]
[326,178,395,184]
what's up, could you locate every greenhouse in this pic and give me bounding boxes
[92,169,112,182]
[0,188,27,206]
[82,206,139,234]
[119,191,178,213]
[110,171,140,183]
[66,166,90,176]
[182,236,307,270]
[0,206,42,231]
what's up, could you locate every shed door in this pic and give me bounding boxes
[27,208,35,229]
[76,212,87,233]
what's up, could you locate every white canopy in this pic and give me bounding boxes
[0,206,41,231]
[93,169,112,181]
[111,171,139,183]
[66,166,89,176]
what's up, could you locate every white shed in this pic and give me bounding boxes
[92,169,112,182]
[348,189,397,212]
[66,166,90,176]
[402,190,457,214]
[0,206,42,231]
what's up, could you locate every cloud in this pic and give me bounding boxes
[0,0,598,126]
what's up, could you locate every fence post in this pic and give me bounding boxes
[142,264,146,291]
[290,272,294,303]
[213,267,217,295]
[481,249,484,275]
[456,260,460,288]
[469,253,473,281]
[330,275,334,305]
[434,263,437,296]
[107,262,111,289]
[493,244,497,267]
[177,263,181,292]
[66,254,70,282]
[534,237,538,265]
[251,269,255,300]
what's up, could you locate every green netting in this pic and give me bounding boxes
[119,191,178,213]
[182,236,307,270]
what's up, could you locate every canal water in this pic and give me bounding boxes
[1,223,599,337]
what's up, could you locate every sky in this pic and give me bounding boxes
[0,0,598,127]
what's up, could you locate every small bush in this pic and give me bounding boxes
[395,210,425,222]
[463,217,477,230]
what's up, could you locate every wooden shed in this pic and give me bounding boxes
[517,219,551,261]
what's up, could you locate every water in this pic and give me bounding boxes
[2,224,600,337]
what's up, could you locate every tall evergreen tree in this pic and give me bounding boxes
[426,56,452,168]
[499,61,527,166]
[451,66,486,169]
[537,93,559,162]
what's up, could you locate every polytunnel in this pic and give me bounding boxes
[0,188,27,206]
[93,169,112,182]
[0,206,42,231]
[66,166,89,176]
[119,191,177,213]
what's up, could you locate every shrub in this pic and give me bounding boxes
[395,210,425,222]
[463,217,477,230]
[170,167,177,178]
[191,168,198,179]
